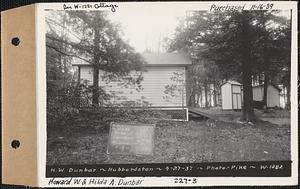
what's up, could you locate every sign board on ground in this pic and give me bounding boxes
[107,122,155,155]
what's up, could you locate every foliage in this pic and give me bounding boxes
[46,11,146,107]
[47,81,87,126]
[166,10,291,120]
[73,104,170,131]
[163,72,185,106]
[46,10,150,126]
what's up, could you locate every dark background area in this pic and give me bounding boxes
[0,0,299,189]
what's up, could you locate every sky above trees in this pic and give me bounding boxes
[108,6,186,53]
[46,7,290,54]
[108,8,289,53]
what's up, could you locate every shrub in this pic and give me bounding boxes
[47,81,93,126]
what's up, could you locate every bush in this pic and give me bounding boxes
[47,83,170,128]
[47,80,92,126]
[77,106,169,128]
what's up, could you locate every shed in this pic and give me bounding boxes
[221,80,242,110]
[252,84,281,108]
[73,52,192,120]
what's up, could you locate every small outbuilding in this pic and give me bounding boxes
[221,80,242,110]
[252,84,281,108]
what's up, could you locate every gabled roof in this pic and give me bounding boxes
[72,57,92,66]
[221,80,242,86]
[72,52,192,67]
[141,52,192,66]
[253,83,281,91]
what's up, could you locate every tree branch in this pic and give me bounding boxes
[46,44,93,65]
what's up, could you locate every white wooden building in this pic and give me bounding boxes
[73,52,192,120]
[221,80,242,110]
[252,84,281,108]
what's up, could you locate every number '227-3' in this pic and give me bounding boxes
[174,178,197,184]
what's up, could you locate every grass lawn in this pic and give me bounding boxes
[47,112,290,165]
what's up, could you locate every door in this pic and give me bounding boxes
[232,93,241,109]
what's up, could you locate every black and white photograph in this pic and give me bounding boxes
[45,4,292,169]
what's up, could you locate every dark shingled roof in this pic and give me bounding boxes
[253,83,281,92]
[72,52,192,66]
[140,52,192,66]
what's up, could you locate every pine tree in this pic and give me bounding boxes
[167,10,291,121]
[46,11,146,106]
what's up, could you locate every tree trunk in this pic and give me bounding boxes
[92,27,101,106]
[263,72,269,109]
[286,84,290,110]
[195,93,199,106]
[204,80,208,108]
[199,89,202,107]
[213,80,217,106]
[241,13,255,122]
[62,13,67,89]
[259,74,263,85]
[92,66,100,106]
[241,66,255,121]
[188,89,196,107]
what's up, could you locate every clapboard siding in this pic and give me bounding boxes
[221,83,232,110]
[267,85,280,107]
[232,85,241,93]
[252,87,263,101]
[80,66,186,107]
[80,66,93,84]
[253,85,280,107]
